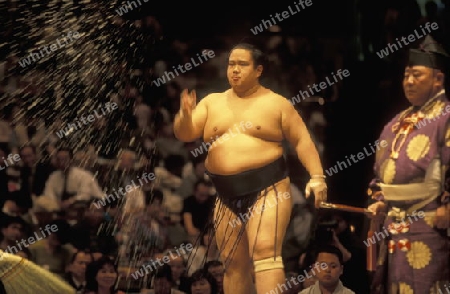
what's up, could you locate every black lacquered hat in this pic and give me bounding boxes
[408,35,449,71]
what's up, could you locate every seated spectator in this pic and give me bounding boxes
[0,214,29,257]
[189,269,218,294]
[155,120,189,160]
[186,232,220,276]
[155,155,185,222]
[155,156,184,193]
[167,253,190,293]
[134,94,151,132]
[204,260,224,294]
[70,201,117,256]
[331,212,369,294]
[1,192,29,217]
[155,155,188,245]
[299,245,355,294]
[34,147,103,212]
[6,144,55,210]
[178,154,208,199]
[2,190,37,227]
[134,189,170,252]
[84,255,125,294]
[141,263,186,294]
[0,144,10,207]
[65,249,94,293]
[28,219,74,278]
[182,179,214,242]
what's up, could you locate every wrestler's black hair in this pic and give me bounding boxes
[228,42,268,71]
[314,245,344,266]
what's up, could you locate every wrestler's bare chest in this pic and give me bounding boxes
[204,90,283,142]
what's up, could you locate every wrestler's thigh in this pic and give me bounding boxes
[246,177,292,259]
[213,197,251,263]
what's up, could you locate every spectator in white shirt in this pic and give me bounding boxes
[298,245,355,294]
[34,147,104,212]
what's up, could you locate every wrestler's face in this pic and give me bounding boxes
[403,66,444,106]
[227,49,262,91]
[315,253,343,288]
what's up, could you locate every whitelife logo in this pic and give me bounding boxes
[363,211,425,247]
[250,0,313,35]
[56,102,118,139]
[1,224,58,259]
[415,104,450,129]
[93,172,156,209]
[376,22,439,59]
[229,192,291,228]
[131,243,193,279]
[116,0,149,16]
[266,262,328,294]
[190,121,253,157]
[0,153,21,171]
[152,50,215,87]
[18,31,81,68]
[325,140,387,176]
[289,69,349,105]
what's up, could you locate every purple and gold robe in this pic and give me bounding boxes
[370,90,450,293]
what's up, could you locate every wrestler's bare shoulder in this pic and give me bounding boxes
[204,88,292,112]
[198,92,222,106]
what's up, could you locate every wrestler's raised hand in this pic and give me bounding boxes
[180,89,197,116]
[305,177,327,208]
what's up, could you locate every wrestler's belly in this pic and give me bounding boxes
[205,134,283,175]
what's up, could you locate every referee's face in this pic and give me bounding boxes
[403,66,444,106]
